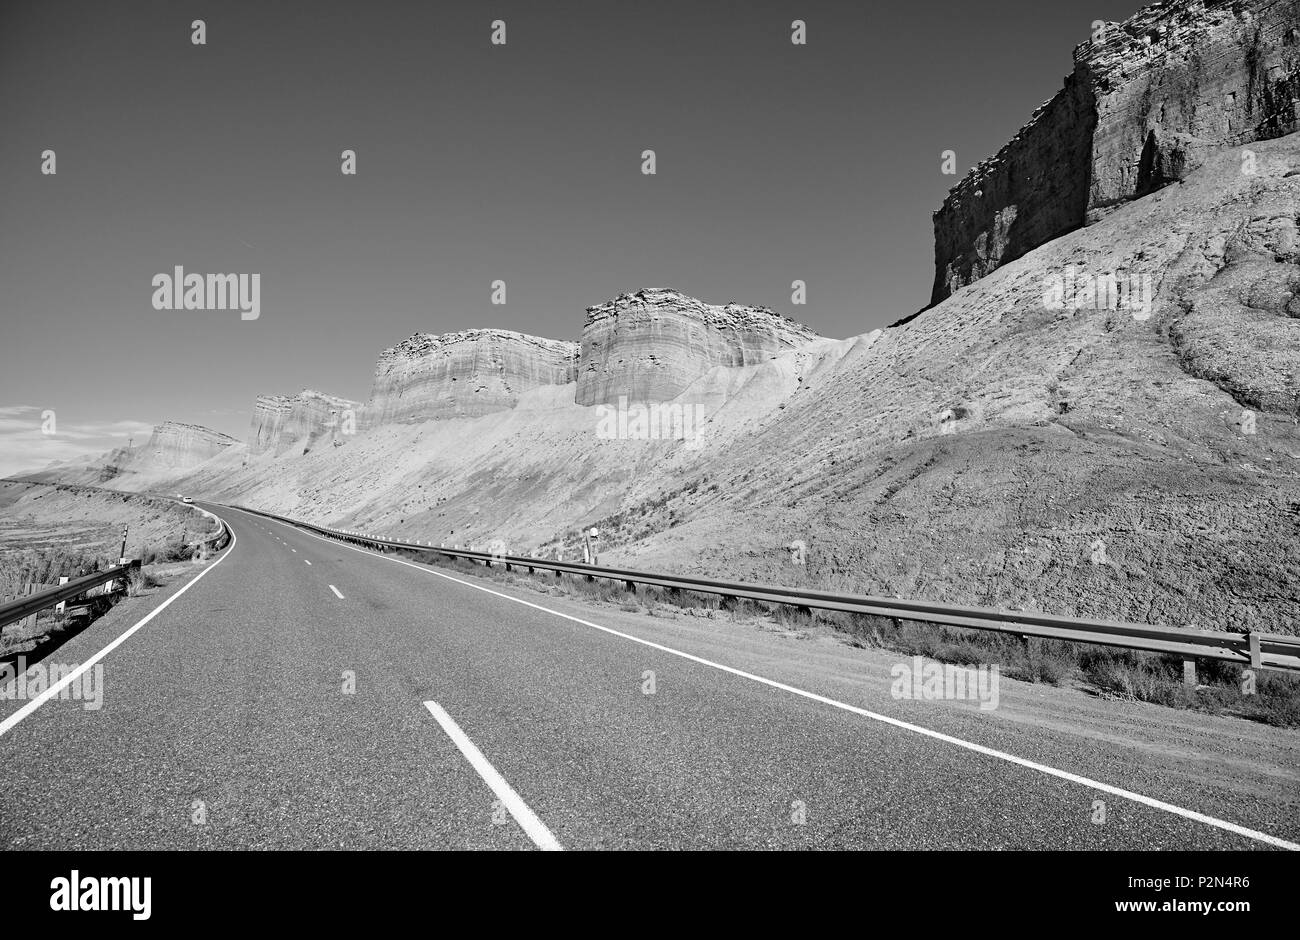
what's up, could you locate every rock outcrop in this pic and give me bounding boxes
[249,390,361,456]
[136,422,237,470]
[932,0,1300,304]
[365,330,579,423]
[576,288,822,406]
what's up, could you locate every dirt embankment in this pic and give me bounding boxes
[0,481,218,595]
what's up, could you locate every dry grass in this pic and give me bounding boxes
[126,568,164,597]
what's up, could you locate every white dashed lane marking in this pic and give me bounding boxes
[423,700,562,851]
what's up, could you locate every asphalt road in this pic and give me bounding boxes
[0,504,1295,850]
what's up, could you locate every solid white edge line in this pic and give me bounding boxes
[328,584,344,599]
[0,510,237,740]
[237,507,1300,852]
[423,700,562,851]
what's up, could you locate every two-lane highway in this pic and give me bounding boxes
[1,505,1295,850]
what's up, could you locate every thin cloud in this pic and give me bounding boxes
[0,411,155,478]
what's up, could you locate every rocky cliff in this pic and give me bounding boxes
[365,330,579,423]
[932,0,1300,303]
[576,288,822,406]
[249,390,362,457]
[136,421,237,469]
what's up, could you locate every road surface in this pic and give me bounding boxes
[1,504,1296,850]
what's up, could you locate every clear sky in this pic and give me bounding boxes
[0,0,1147,475]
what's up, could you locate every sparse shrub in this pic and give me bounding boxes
[727,597,763,619]
[1246,672,1300,727]
[668,590,719,611]
[773,604,813,629]
[127,569,163,597]
[812,609,855,631]
[932,640,989,667]
[140,535,191,565]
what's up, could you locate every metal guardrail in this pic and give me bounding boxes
[0,560,141,631]
[187,506,230,556]
[0,491,224,634]
[231,504,1300,674]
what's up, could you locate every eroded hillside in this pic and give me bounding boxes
[614,135,1300,633]
[30,0,1300,635]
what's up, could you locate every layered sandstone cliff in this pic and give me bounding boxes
[576,288,822,406]
[249,390,361,456]
[932,0,1300,303]
[365,330,579,423]
[136,422,236,470]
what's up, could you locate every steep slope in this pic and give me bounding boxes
[614,133,1300,632]
[933,0,1300,303]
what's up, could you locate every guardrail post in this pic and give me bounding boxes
[1182,659,1197,688]
[21,583,37,631]
[1019,634,1036,669]
[1247,632,1262,671]
[54,576,70,614]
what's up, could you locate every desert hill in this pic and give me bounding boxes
[29,0,1300,633]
